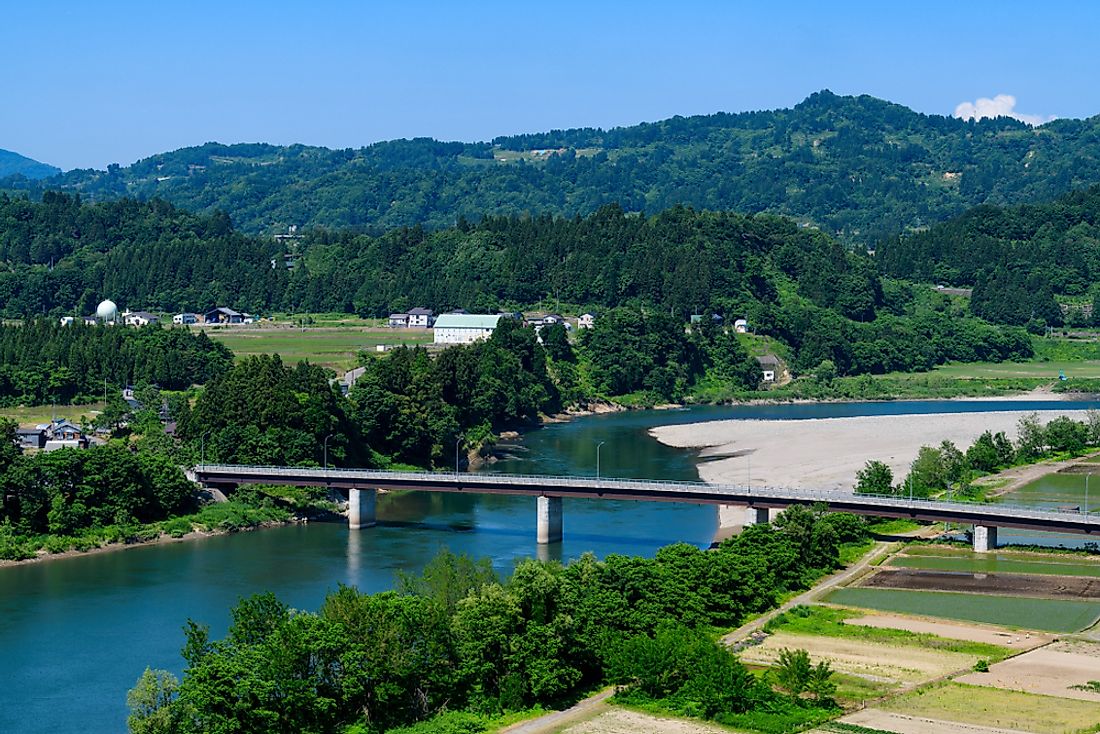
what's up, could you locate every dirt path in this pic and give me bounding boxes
[499,688,615,734]
[721,541,893,644]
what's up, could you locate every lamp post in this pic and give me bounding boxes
[455,436,463,476]
[323,433,334,471]
[596,441,606,480]
[200,430,211,468]
[1087,473,1091,514]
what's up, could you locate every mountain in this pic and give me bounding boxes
[9,90,1100,243]
[0,149,60,180]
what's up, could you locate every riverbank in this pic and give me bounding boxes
[650,403,1093,543]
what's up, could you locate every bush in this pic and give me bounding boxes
[162,517,193,538]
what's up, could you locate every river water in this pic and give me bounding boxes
[2,399,1097,733]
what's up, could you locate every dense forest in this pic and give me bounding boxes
[0,193,1033,380]
[879,184,1100,325]
[0,321,232,405]
[9,91,1100,243]
[126,508,866,734]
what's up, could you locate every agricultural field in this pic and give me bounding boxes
[956,640,1100,702]
[206,326,433,371]
[888,549,1100,578]
[824,587,1100,632]
[875,682,1100,734]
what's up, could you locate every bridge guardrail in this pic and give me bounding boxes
[194,463,1100,526]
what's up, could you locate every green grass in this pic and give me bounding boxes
[888,553,1100,577]
[207,327,433,370]
[764,605,1011,658]
[823,587,1100,632]
[0,402,104,427]
[879,682,1100,734]
[865,518,924,536]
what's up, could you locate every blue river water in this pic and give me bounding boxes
[1,398,1097,733]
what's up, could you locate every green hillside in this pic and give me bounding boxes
[0,149,60,180]
[11,91,1100,243]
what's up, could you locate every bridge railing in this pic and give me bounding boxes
[195,463,1100,525]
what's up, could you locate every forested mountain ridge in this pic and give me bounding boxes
[0,149,60,180]
[8,91,1100,242]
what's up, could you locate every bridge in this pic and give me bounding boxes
[193,464,1100,552]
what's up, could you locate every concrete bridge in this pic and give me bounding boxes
[193,464,1100,552]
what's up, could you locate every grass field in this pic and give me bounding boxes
[889,552,1100,577]
[825,587,1100,632]
[0,402,103,426]
[884,359,1100,381]
[878,682,1100,734]
[207,327,433,371]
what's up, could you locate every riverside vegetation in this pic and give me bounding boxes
[125,506,870,734]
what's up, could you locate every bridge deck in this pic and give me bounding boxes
[195,464,1100,536]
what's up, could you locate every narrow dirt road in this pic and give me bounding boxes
[499,688,615,734]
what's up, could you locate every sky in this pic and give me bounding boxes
[4,0,1100,171]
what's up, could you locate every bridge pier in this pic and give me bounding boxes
[537,496,563,544]
[973,524,998,553]
[744,506,770,527]
[348,488,376,530]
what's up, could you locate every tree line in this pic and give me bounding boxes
[126,506,866,734]
[0,320,232,406]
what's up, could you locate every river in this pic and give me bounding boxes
[1,398,1097,733]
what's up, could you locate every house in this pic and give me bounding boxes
[16,428,46,451]
[173,313,200,325]
[408,307,435,328]
[734,318,749,334]
[387,313,409,328]
[59,316,75,327]
[578,312,596,329]
[433,313,503,345]
[204,307,244,324]
[82,316,99,325]
[690,313,724,325]
[756,355,780,383]
[123,311,160,327]
[526,313,566,329]
[38,419,89,451]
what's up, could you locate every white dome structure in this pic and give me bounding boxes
[95,299,118,322]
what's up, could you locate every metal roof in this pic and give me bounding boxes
[433,313,502,329]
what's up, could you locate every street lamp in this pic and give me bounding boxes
[596,441,606,480]
[1087,473,1092,515]
[455,436,463,476]
[200,430,211,468]
[323,433,334,471]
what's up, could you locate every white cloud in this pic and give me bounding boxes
[953,94,1055,126]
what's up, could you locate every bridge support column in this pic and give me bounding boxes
[744,506,770,527]
[537,496,563,544]
[348,488,376,530]
[973,525,998,553]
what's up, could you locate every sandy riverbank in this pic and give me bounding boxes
[652,408,1087,492]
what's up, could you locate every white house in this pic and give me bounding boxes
[123,311,160,327]
[578,312,596,329]
[408,307,435,328]
[734,318,749,334]
[756,354,780,383]
[173,313,200,325]
[433,313,502,345]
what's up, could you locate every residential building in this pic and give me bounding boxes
[16,428,46,450]
[433,313,503,345]
[526,313,566,329]
[173,313,200,325]
[578,312,596,329]
[37,419,89,451]
[123,311,160,327]
[204,307,244,324]
[387,313,409,328]
[756,355,780,383]
[408,307,435,328]
[734,318,749,334]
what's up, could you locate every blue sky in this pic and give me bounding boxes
[5,0,1099,170]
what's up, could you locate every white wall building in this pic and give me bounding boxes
[407,307,435,328]
[433,314,502,345]
[578,312,596,329]
[734,318,749,334]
